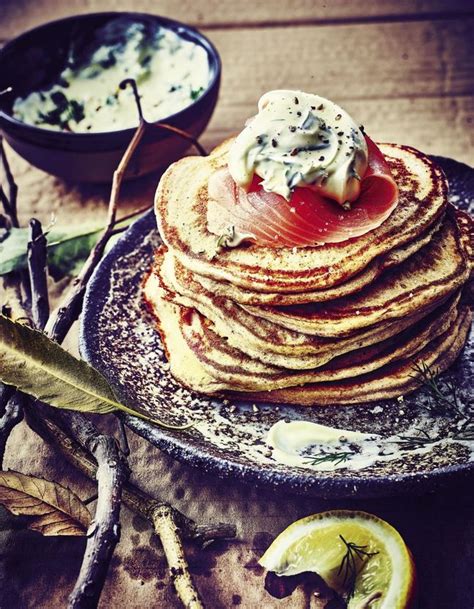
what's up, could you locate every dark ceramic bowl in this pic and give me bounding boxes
[0,12,221,183]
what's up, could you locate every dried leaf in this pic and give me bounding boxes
[0,315,191,429]
[0,470,91,536]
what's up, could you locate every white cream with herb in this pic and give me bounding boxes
[13,18,211,132]
[228,90,368,204]
[266,418,460,471]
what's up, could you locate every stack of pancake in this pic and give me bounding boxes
[144,139,473,406]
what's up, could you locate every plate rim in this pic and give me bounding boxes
[79,155,474,498]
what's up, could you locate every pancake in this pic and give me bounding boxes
[148,248,457,370]
[243,211,469,337]
[190,219,441,306]
[171,294,460,389]
[155,139,447,294]
[144,283,472,404]
[229,308,472,406]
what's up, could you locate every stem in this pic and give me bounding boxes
[0,137,19,228]
[3,78,216,608]
[0,392,24,467]
[150,122,208,157]
[68,431,129,609]
[151,504,204,609]
[27,219,50,329]
[27,411,236,544]
[45,120,147,344]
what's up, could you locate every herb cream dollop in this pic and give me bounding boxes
[228,90,368,204]
[13,18,211,133]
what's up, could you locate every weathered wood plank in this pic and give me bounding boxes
[0,0,473,38]
[205,19,474,103]
[202,95,474,166]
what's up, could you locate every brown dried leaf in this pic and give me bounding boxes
[0,470,91,536]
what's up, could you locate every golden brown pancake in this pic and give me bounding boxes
[242,211,469,337]
[143,282,471,405]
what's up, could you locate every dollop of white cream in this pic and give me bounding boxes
[228,90,368,203]
[267,420,376,470]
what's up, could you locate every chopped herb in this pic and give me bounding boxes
[140,54,152,67]
[271,138,278,148]
[335,113,342,120]
[337,131,344,136]
[317,103,324,110]
[190,86,204,101]
[98,52,117,69]
[294,96,299,104]
[38,92,84,129]
[319,156,325,161]
[305,451,352,467]
[290,148,299,156]
[296,111,302,117]
[289,126,296,132]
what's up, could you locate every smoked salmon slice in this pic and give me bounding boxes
[207,136,399,248]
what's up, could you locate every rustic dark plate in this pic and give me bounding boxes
[80,155,473,498]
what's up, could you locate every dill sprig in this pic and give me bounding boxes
[338,535,379,599]
[305,451,353,467]
[395,428,438,451]
[411,361,464,417]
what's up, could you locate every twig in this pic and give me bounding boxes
[116,418,130,457]
[2,124,141,607]
[152,504,204,608]
[27,410,236,542]
[0,137,19,228]
[4,77,215,608]
[65,413,129,609]
[114,203,153,225]
[0,392,24,467]
[45,119,146,344]
[121,77,207,157]
[27,219,50,329]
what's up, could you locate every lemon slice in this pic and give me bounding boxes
[259,510,416,608]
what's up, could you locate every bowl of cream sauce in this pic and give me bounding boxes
[0,13,221,182]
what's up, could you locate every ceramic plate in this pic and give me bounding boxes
[80,155,473,498]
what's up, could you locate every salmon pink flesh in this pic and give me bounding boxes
[207,136,399,248]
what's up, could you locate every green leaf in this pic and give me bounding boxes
[0,470,91,536]
[0,215,138,279]
[0,224,102,277]
[0,315,191,430]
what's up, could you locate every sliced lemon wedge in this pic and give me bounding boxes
[259,510,416,608]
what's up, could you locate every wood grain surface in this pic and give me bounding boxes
[1,1,473,608]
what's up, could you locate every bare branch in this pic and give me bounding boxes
[0,138,19,228]
[151,504,204,609]
[45,120,147,343]
[27,219,50,329]
[28,411,236,544]
[0,392,24,467]
[3,78,216,608]
[150,122,208,157]
[68,430,129,609]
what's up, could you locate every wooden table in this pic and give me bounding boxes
[1,2,473,608]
